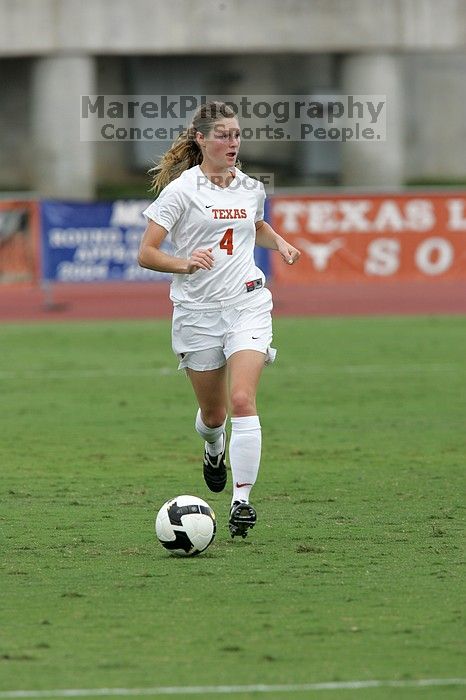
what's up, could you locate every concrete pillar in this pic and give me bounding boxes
[341,52,404,187]
[31,55,96,198]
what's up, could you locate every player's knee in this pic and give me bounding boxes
[201,407,227,427]
[230,389,256,417]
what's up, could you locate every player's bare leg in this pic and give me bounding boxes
[187,365,228,492]
[227,350,266,537]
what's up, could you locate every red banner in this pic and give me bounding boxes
[0,200,40,285]
[270,192,466,282]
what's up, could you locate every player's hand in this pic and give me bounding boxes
[278,241,301,265]
[186,248,214,274]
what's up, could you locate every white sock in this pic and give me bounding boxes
[195,409,226,458]
[229,415,261,504]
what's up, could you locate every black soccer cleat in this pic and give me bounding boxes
[229,500,257,539]
[203,434,227,493]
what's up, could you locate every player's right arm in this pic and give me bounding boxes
[138,220,214,274]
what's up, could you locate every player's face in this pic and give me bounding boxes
[198,118,241,171]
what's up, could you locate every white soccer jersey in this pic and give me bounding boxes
[143,165,266,308]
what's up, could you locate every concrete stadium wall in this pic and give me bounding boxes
[1,0,466,55]
[1,1,466,196]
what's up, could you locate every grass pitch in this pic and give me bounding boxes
[1,316,465,700]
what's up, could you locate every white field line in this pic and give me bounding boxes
[0,678,465,698]
[337,363,460,374]
[0,364,461,381]
[0,368,176,380]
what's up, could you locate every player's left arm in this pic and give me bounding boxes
[255,220,300,265]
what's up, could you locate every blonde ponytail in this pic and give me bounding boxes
[149,128,200,193]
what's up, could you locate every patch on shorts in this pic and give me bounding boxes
[245,278,263,293]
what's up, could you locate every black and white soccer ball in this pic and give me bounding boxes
[155,495,216,557]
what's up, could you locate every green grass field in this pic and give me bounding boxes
[1,316,465,700]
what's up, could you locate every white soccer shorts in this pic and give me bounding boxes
[172,287,277,371]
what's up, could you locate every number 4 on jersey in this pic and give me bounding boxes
[220,228,234,255]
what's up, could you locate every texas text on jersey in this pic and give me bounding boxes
[143,165,266,308]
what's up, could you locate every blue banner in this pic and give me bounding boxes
[40,199,270,282]
[40,199,171,282]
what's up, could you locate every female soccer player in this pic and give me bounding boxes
[139,101,300,539]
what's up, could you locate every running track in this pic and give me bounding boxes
[0,279,465,322]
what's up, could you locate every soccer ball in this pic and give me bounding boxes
[155,495,216,557]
